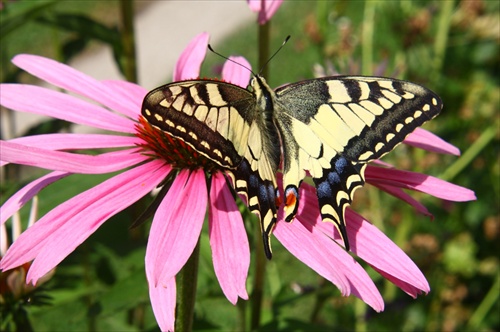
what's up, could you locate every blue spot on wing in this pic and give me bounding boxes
[316,180,332,198]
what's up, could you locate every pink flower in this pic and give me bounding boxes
[0,32,251,331]
[0,31,476,331]
[247,0,284,24]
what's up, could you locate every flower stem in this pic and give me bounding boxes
[250,19,271,331]
[431,0,455,85]
[361,0,376,76]
[175,238,201,332]
[440,125,496,182]
[250,224,267,330]
[119,0,138,83]
[258,20,270,80]
[467,275,499,329]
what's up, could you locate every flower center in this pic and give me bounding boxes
[135,116,222,172]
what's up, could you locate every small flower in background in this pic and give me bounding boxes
[1,197,54,329]
[247,0,284,24]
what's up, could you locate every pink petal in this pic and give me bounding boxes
[365,166,477,202]
[296,184,430,296]
[8,133,140,151]
[370,183,433,218]
[371,266,428,298]
[101,80,147,118]
[247,0,284,24]
[405,128,460,156]
[1,160,169,282]
[173,32,209,81]
[222,56,251,88]
[0,171,69,225]
[12,54,140,119]
[149,277,176,332]
[1,141,147,173]
[208,173,249,304]
[247,0,261,11]
[145,169,207,286]
[0,84,136,133]
[274,209,384,311]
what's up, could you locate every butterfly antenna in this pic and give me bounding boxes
[207,44,256,76]
[258,35,290,76]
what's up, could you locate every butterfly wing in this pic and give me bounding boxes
[142,79,280,257]
[274,76,443,250]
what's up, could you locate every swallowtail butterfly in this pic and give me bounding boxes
[142,66,442,259]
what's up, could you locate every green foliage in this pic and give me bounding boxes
[1,0,498,331]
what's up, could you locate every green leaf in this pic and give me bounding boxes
[0,0,58,39]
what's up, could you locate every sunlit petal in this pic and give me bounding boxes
[0,141,146,173]
[209,173,249,304]
[222,56,252,88]
[366,167,477,201]
[12,54,140,119]
[146,170,207,286]
[174,32,209,81]
[0,84,136,133]
[149,277,176,332]
[405,128,460,156]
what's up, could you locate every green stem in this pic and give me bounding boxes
[354,298,367,332]
[258,21,270,79]
[440,125,496,182]
[431,0,455,85]
[119,0,137,83]
[175,239,201,332]
[250,20,271,331]
[250,224,267,330]
[237,298,247,331]
[361,0,376,76]
[467,275,500,329]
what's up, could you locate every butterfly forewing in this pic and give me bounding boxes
[142,80,256,168]
[273,76,442,250]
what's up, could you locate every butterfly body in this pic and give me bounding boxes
[141,74,442,258]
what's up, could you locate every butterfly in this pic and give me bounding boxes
[141,71,442,259]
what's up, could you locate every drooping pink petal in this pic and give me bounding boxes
[0,160,169,282]
[0,171,69,225]
[295,183,430,296]
[149,277,176,332]
[370,183,433,218]
[174,32,209,81]
[405,128,460,156]
[8,133,141,151]
[12,54,140,119]
[222,56,251,88]
[208,173,249,304]
[365,166,477,202]
[145,169,207,286]
[0,84,136,133]
[371,266,428,298]
[274,210,384,311]
[0,141,146,173]
[247,0,284,24]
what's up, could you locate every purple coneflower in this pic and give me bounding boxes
[0,32,475,330]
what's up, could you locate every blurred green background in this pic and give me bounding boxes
[1,0,498,331]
